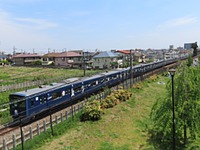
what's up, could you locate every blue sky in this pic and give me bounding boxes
[0,0,199,54]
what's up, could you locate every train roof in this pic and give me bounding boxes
[81,74,104,82]
[11,77,82,97]
[10,70,122,98]
[11,82,67,97]
[100,70,121,76]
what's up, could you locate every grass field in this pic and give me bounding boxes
[0,66,102,86]
[35,75,169,150]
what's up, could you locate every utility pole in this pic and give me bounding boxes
[19,117,24,150]
[83,51,86,76]
[169,69,176,150]
[130,49,133,87]
[13,46,16,55]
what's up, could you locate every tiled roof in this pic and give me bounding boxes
[42,52,60,57]
[93,51,119,58]
[12,53,42,58]
[116,50,131,54]
[56,51,82,57]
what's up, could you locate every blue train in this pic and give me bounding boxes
[9,57,181,119]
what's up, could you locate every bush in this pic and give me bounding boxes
[101,95,119,108]
[80,100,103,121]
[132,82,143,89]
[112,89,132,102]
[146,75,159,83]
[32,60,42,65]
[0,60,8,65]
[101,89,132,108]
[81,89,132,121]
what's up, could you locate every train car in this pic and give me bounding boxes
[9,78,79,119]
[9,57,181,120]
[9,70,123,119]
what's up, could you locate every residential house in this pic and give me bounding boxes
[92,51,120,69]
[115,50,132,67]
[69,50,95,68]
[0,52,7,61]
[133,51,146,63]
[55,51,82,68]
[12,53,42,65]
[42,52,60,65]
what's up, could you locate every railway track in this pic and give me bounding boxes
[0,126,18,137]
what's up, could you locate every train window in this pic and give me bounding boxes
[30,99,34,107]
[52,92,62,100]
[65,89,71,95]
[91,81,96,87]
[74,85,82,93]
[100,79,105,83]
[106,77,110,81]
[113,75,118,79]
[84,84,89,88]
[40,97,43,104]
[43,96,47,103]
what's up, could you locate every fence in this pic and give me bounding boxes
[0,103,85,150]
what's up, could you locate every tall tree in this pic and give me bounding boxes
[150,64,200,149]
[187,54,193,66]
[192,42,198,56]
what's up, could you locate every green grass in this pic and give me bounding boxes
[24,75,168,150]
[0,66,102,86]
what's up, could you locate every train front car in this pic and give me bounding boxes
[9,93,27,119]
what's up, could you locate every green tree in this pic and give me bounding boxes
[187,54,193,66]
[192,42,198,56]
[32,60,42,65]
[110,62,118,69]
[150,64,200,149]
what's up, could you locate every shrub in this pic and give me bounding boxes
[80,100,103,121]
[149,75,158,81]
[101,95,119,109]
[112,89,132,102]
[101,89,132,108]
[132,82,143,89]
[81,89,132,121]
[146,75,159,83]
[32,60,42,65]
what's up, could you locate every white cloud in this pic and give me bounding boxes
[14,18,58,30]
[158,16,198,29]
[0,10,57,53]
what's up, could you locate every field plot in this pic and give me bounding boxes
[0,66,101,86]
